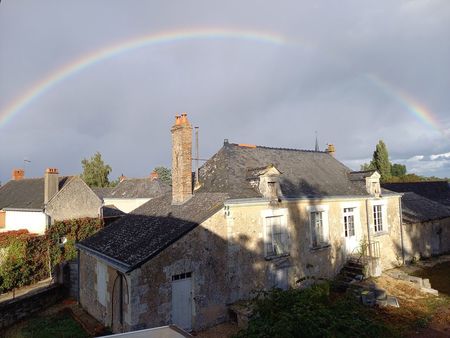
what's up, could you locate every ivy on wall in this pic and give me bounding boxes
[46,218,103,267]
[0,218,103,293]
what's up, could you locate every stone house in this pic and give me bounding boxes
[77,114,403,333]
[383,181,450,207]
[0,168,105,234]
[400,192,450,260]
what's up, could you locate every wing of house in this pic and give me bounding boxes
[96,176,170,214]
[383,181,450,206]
[0,169,70,234]
[77,114,404,333]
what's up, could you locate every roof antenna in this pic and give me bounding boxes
[315,131,319,151]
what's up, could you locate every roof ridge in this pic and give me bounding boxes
[229,143,327,153]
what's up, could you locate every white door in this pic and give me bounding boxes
[344,208,358,254]
[171,272,192,331]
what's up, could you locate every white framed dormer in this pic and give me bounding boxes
[306,205,330,250]
[261,208,289,259]
[370,199,388,236]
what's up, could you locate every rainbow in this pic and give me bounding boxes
[365,73,446,136]
[0,28,288,127]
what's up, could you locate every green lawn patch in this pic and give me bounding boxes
[21,309,88,338]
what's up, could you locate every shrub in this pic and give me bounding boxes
[234,284,394,338]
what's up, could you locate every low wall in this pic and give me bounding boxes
[0,284,64,330]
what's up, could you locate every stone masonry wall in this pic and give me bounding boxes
[46,177,102,222]
[0,284,64,330]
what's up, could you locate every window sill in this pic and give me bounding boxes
[373,231,389,237]
[264,253,290,261]
[309,244,331,252]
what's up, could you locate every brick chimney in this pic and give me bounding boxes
[44,168,59,204]
[326,144,336,157]
[119,174,126,183]
[12,168,25,181]
[150,170,159,181]
[171,113,192,205]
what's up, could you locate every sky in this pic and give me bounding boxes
[0,0,449,184]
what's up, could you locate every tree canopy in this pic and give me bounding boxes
[153,166,172,185]
[81,152,112,187]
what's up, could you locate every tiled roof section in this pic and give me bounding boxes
[106,178,171,199]
[383,181,450,206]
[0,177,70,210]
[196,143,369,198]
[401,192,450,223]
[92,187,114,199]
[78,192,228,271]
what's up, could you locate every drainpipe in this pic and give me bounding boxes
[398,196,405,265]
[77,250,81,303]
[365,199,373,276]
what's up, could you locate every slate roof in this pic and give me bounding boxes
[0,177,70,210]
[92,187,114,199]
[401,192,450,223]
[383,181,450,206]
[78,192,228,272]
[195,143,371,198]
[101,178,171,199]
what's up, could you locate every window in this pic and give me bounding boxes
[265,215,289,257]
[172,272,192,281]
[96,261,107,306]
[308,205,329,248]
[373,205,383,232]
[343,208,355,237]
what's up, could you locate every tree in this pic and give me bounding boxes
[153,166,172,185]
[360,163,375,171]
[371,140,391,181]
[81,152,112,187]
[391,163,406,177]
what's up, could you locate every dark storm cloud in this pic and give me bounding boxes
[0,0,449,182]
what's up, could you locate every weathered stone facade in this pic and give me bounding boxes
[79,194,402,332]
[46,176,101,222]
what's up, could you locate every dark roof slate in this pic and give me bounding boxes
[401,192,450,223]
[92,187,114,199]
[104,178,171,199]
[102,205,126,218]
[196,143,370,198]
[383,181,450,206]
[0,177,70,210]
[78,192,228,271]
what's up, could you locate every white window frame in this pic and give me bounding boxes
[343,207,356,238]
[371,200,388,235]
[261,208,289,258]
[307,205,330,249]
[96,260,107,306]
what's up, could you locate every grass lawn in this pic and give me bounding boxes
[5,309,89,338]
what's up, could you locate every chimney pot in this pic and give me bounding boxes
[150,171,159,181]
[326,144,336,156]
[12,168,25,181]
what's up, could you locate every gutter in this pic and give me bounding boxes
[75,243,131,273]
[3,208,44,212]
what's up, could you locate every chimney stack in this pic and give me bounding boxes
[12,168,25,181]
[44,168,59,204]
[150,171,159,181]
[171,113,193,205]
[119,174,126,183]
[326,144,336,157]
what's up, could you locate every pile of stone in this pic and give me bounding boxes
[385,271,438,296]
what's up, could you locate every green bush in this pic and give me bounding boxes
[234,284,394,338]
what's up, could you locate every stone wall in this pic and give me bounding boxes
[46,177,102,222]
[0,284,64,330]
[403,217,450,261]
